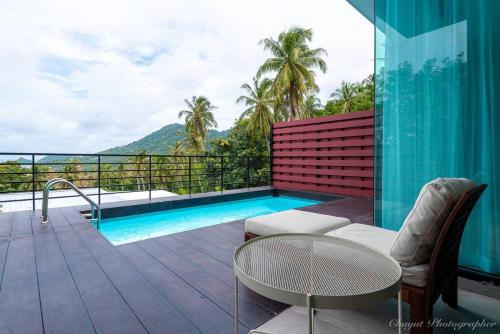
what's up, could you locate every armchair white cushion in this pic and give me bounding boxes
[326,224,429,287]
[390,178,475,266]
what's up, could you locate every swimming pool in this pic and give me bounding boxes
[98,195,320,245]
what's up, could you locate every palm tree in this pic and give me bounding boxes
[117,163,126,191]
[61,159,80,184]
[331,81,356,114]
[169,141,185,156]
[236,77,275,144]
[357,74,374,107]
[272,98,289,123]
[129,150,148,191]
[178,96,218,152]
[33,165,52,191]
[101,164,115,190]
[152,156,168,190]
[169,141,188,191]
[301,92,322,118]
[257,26,327,120]
[182,130,204,153]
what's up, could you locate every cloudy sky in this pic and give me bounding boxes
[0,0,373,153]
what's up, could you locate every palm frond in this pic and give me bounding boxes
[258,38,285,58]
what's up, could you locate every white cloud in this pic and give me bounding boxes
[0,0,373,153]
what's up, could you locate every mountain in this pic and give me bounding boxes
[16,157,32,164]
[100,123,228,155]
[38,123,229,164]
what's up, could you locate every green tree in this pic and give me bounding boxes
[318,74,374,117]
[33,164,52,191]
[128,150,148,191]
[178,96,218,152]
[236,77,275,146]
[208,119,269,188]
[257,26,327,120]
[61,159,81,184]
[100,164,116,190]
[331,81,357,114]
[169,141,185,156]
[0,162,31,192]
[117,163,126,191]
[352,74,374,111]
[166,142,189,192]
[152,155,168,190]
[301,92,322,118]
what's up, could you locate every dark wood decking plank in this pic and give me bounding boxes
[216,223,245,238]
[137,237,276,329]
[31,213,96,334]
[184,227,242,249]
[50,208,148,334]
[220,220,246,237]
[157,235,235,284]
[117,242,245,334]
[192,221,244,241]
[0,211,44,334]
[60,209,201,334]
[156,235,288,315]
[172,232,234,266]
[10,210,33,237]
[30,209,46,235]
[49,208,77,233]
[0,211,14,237]
[0,212,14,288]
[0,195,375,334]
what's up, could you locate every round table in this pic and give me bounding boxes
[233,233,402,334]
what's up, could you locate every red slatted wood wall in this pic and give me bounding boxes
[272,110,374,198]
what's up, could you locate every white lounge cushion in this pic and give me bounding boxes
[326,223,396,254]
[326,224,429,287]
[245,210,351,236]
[390,178,475,266]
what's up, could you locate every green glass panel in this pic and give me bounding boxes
[375,0,500,274]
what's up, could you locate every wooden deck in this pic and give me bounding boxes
[0,196,372,334]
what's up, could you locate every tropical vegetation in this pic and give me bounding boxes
[0,26,374,198]
[317,74,374,116]
[236,77,275,146]
[257,26,327,120]
[178,96,218,152]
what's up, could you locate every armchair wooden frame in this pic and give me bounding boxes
[243,184,487,334]
[401,184,487,333]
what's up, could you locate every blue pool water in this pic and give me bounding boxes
[99,195,320,245]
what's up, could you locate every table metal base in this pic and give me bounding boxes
[235,276,403,334]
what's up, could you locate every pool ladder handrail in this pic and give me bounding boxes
[41,178,101,229]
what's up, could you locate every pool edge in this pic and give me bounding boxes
[81,187,342,219]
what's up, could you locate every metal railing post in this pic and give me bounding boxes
[31,154,35,211]
[148,155,152,200]
[220,156,224,193]
[246,156,250,189]
[97,155,101,204]
[0,152,280,209]
[188,156,192,196]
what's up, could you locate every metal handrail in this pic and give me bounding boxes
[0,152,271,209]
[41,178,101,228]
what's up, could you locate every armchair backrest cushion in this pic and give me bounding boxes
[390,178,475,266]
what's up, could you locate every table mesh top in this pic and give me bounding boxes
[235,234,401,297]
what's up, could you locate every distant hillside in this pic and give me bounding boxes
[16,157,32,164]
[38,123,228,164]
[100,123,228,155]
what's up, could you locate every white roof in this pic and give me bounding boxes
[0,188,177,212]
